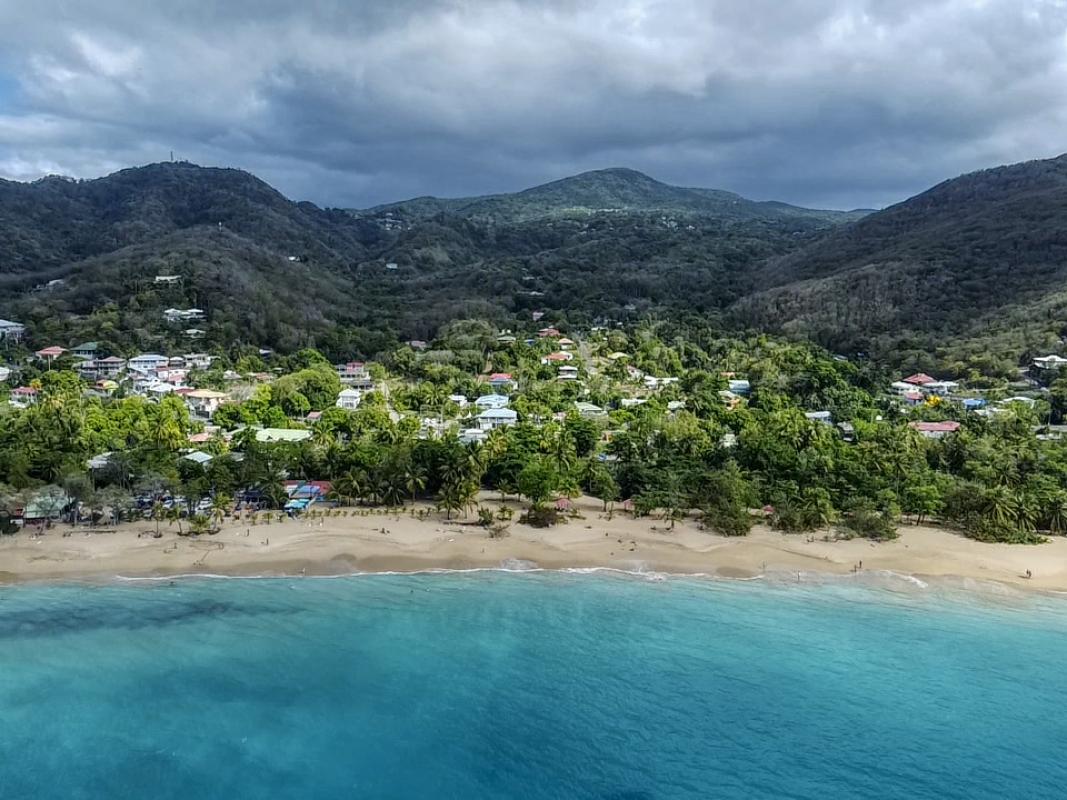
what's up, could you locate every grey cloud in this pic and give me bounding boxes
[0,0,1065,209]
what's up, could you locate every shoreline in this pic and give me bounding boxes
[2,496,1067,597]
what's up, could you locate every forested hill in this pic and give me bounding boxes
[6,154,1067,376]
[732,153,1067,373]
[0,162,857,357]
[357,167,867,224]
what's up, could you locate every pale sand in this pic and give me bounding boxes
[1,495,1066,592]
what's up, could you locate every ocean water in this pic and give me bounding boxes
[2,572,1067,799]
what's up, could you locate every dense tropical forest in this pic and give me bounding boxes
[5,153,1065,379]
[2,319,1067,545]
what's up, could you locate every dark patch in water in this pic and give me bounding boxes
[0,596,287,639]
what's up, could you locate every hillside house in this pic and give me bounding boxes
[184,353,214,369]
[558,337,575,350]
[909,421,961,439]
[9,386,38,407]
[255,428,313,443]
[487,372,514,391]
[1033,355,1067,371]
[163,308,205,323]
[541,352,573,364]
[477,407,518,430]
[336,388,362,410]
[902,373,936,386]
[184,389,229,419]
[71,342,98,360]
[558,365,579,380]
[0,319,26,342]
[449,394,469,410]
[128,354,170,373]
[728,379,751,396]
[475,394,510,410]
[538,327,561,338]
[336,361,373,389]
[575,401,606,419]
[35,346,66,363]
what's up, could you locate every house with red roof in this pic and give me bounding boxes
[909,421,961,439]
[902,373,936,386]
[9,386,39,407]
[34,346,66,362]
[487,372,514,390]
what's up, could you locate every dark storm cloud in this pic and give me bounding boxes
[0,0,1065,209]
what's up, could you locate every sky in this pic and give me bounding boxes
[0,0,1065,210]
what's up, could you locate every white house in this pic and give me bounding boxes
[728,379,751,396]
[336,388,363,410]
[558,365,580,380]
[184,389,229,419]
[475,394,510,410]
[1033,355,1067,371]
[163,308,205,323]
[154,275,181,284]
[128,353,170,372]
[0,319,26,342]
[575,401,606,419]
[805,410,833,425]
[477,407,518,430]
[9,386,38,407]
[336,361,373,389]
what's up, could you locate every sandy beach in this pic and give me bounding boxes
[2,495,1067,593]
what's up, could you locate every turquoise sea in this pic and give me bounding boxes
[2,571,1067,799]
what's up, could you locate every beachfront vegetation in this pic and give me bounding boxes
[1,318,1065,545]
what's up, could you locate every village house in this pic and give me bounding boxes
[575,401,606,419]
[255,428,313,443]
[459,428,488,445]
[449,394,469,410]
[184,389,229,419]
[0,319,26,342]
[79,356,127,379]
[477,407,518,430]
[9,386,38,407]
[538,327,561,338]
[557,337,575,350]
[128,353,170,373]
[474,394,510,410]
[154,275,181,284]
[728,379,751,396]
[35,346,66,363]
[336,388,363,410]
[541,352,573,364]
[558,365,579,381]
[163,308,205,323]
[909,421,962,439]
[487,372,514,391]
[184,353,214,369]
[184,328,206,339]
[644,376,679,390]
[1033,355,1067,371]
[71,342,98,360]
[719,390,743,410]
[336,361,374,389]
[805,410,833,425]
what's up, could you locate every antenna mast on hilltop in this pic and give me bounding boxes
[170,150,174,162]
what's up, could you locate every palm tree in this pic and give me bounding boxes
[403,464,426,504]
[151,500,167,537]
[166,505,185,536]
[188,514,211,536]
[333,469,367,507]
[210,494,231,531]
